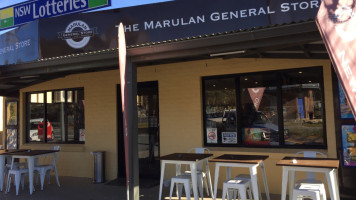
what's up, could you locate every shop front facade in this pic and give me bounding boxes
[0,0,355,197]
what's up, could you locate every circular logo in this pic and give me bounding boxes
[65,20,91,49]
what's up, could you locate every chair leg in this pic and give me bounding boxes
[40,169,46,190]
[197,176,203,199]
[184,182,191,200]
[6,174,11,194]
[222,184,227,200]
[203,175,209,196]
[21,175,25,190]
[15,174,20,195]
[169,180,175,200]
[54,165,60,187]
[178,183,183,200]
[240,187,247,200]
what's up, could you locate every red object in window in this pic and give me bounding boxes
[37,121,53,140]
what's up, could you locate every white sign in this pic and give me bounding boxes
[222,132,237,144]
[206,128,217,143]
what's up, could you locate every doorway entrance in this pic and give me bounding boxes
[117,81,160,181]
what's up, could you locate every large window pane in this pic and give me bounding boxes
[204,78,237,145]
[27,93,45,142]
[47,90,65,142]
[67,90,85,142]
[240,73,279,146]
[282,68,324,146]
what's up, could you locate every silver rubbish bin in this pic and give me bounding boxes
[90,151,105,183]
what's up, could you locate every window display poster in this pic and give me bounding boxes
[243,128,270,146]
[338,82,354,119]
[222,132,237,144]
[206,128,217,143]
[79,129,85,142]
[6,129,17,149]
[6,101,17,126]
[341,125,356,167]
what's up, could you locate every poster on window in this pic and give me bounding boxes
[222,132,237,144]
[79,129,85,142]
[6,101,17,126]
[206,128,217,143]
[243,128,270,146]
[6,129,17,149]
[341,125,356,167]
[339,82,354,119]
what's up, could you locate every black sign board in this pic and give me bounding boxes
[39,0,321,58]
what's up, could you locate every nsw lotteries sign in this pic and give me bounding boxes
[0,0,111,30]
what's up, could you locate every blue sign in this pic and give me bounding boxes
[0,20,39,65]
[0,0,111,30]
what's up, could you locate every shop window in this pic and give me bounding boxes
[202,67,326,148]
[204,77,237,145]
[26,88,85,144]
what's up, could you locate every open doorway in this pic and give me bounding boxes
[117,81,160,182]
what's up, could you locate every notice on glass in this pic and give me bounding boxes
[341,125,356,167]
[206,128,217,143]
[79,129,85,142]
[222,132,237,144]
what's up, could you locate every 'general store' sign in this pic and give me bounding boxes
[0,0,111,30]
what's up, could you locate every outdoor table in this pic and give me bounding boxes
[6,150,59,195]
[158,152,213,200]
[0,149,29,191]
[209,154,270,200]
[276,156,340,200]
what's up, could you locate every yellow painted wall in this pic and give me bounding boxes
[17,58,335,195]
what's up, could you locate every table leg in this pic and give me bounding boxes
[288,170,295,200]
[249,165,259,200]
[281,167,288,200]
[158,161,166,200]
[213,163,220,200]
[191,163,198,200]
[28,157,35,195]
[205,160,214,199]
[0,155,5,191]
[260,162,270,200]
[326,169,340,200]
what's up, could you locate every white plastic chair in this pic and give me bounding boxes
[292,183,326,200]
[34,146,61,190]
[5,156,29,195]
[292,151,327,200]
[222,178,253,200]
[169,175,192,200]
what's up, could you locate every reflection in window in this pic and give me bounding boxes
[28,93,45,142]
[204,78,237,145]
[240,74,279,146]
[202,67,326,148]
[282,69,324,146]
[26,88,85,143]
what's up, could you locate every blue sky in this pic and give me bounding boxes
[0,0,172,35]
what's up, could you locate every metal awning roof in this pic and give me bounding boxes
[0,21,328,96]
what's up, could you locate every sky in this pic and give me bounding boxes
[0,0,172,35]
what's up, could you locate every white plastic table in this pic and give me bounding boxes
[210,154,270,200]
[276,156,340,200]
[4,150,59,194]
[158,153,213,200]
